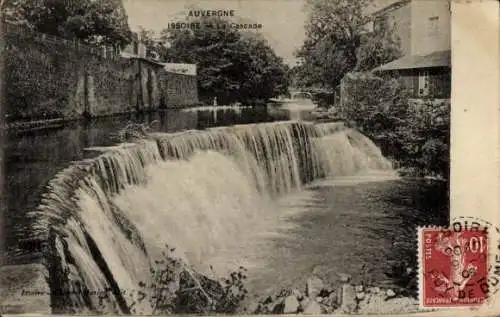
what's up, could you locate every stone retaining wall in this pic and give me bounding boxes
[4,23,198,124]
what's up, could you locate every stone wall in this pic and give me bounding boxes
[85,57,138,117]
[160,71,199,108]
[4,23,190,123]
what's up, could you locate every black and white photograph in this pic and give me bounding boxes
[0,0,496,315]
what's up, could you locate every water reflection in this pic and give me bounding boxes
[4,106,284,257]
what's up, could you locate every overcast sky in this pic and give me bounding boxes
[122,0,400,66]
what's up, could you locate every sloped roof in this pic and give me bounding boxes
[373,50,451,72]
[370,0,412,17]
[120,55,198,75]
[161,63,197,76]
[120,53,166,66]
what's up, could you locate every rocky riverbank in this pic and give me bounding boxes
[245,273,420,315]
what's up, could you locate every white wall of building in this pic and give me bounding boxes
[410,0,451,56]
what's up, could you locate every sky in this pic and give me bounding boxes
[122,0,401,66]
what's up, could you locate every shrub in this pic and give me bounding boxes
[128,244,248,315]
[338,72,450,180]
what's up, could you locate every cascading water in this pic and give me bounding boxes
[28,121,392,314]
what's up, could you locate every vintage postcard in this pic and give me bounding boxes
[0,0,498,316]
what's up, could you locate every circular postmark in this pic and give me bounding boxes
[419,217,500,308]
[450,216,500,298]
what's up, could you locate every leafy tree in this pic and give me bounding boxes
[295,0,370,89]
[296,0,401,89]
[355,21,402,71]
[133,27,168,60]
[159,16,289,105]
[3,0,132,47]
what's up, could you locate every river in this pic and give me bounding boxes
[3,104,448,313]
[5,106,288,259]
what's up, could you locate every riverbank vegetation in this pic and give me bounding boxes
[3,0,133,47]
[339,73,450,180]
[292,0,450,180]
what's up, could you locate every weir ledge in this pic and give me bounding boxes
[0,120,351,315]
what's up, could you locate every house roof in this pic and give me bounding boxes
[161,63,197,76]
[373,50,451,72]
[370,0,411,17]
[120,53,165,66]
[120,55,198,75]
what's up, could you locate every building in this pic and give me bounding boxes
[372,0,451,99]
[159,63,199,108]
[121,43,199,108]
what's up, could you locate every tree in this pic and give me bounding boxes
[355,19,402,71]
[3,0,132,47]
[134,27,168,60]
[295,0,370,89]
[295,0,401,89]
[159,16,290,105]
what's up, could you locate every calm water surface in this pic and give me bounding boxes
[5,106,287,259]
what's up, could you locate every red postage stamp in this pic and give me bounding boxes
[419,226,489,308]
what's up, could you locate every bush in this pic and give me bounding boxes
[338,72,450,180]
[400,99,450,179]
[127,244,248,315]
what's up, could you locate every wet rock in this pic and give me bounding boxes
[298,297,310,312]
[283,295,300,314]
[293,289,304,301]
[356,292,365,301]
[386,289,396,298]
[325,291,338,308]
[355,285,364,293]
[266,302,277,313]
[303,300,322,315]
[339,284,357,314]
[266,299,284,314]
[338,273,352,283]
[306,276,324,298]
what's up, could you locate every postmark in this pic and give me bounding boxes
[419,225,488,307]
[452,217,500,297]
[418,216,500,308]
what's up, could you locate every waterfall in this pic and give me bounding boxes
[27,121,391,313]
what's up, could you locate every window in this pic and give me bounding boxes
[418,71,430,97]
[428,16,439,37]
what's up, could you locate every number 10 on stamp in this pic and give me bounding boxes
[419,227,489,308]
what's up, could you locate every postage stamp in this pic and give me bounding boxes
[0,0,497,315]
[419,225,489,308]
